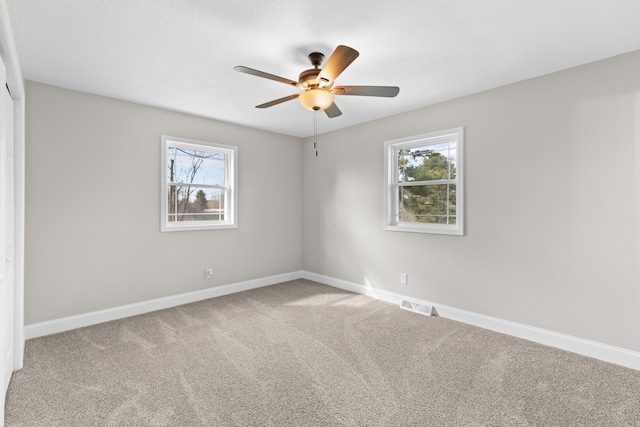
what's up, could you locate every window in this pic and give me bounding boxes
[384,127,464,235]
[161,136,237,232]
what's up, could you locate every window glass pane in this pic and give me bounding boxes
[398,141,456,182]
[167,147,226,186]
[397,184,457,224]
[167,185,225,222]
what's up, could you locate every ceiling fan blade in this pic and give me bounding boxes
[234,66,301,88]
[324,102,342,118]
[316,45,359,87]
[255,94,299,109]
[332,86,400,97]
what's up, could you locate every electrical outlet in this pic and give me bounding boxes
[400,273,408,285]
[205,268,213,280]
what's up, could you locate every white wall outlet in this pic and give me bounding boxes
[205,268,213,280]
[400,273,408,285]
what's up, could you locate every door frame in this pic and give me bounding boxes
[0,0,26,374]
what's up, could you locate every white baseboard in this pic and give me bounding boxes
[301,271,640,371]
[24,271,304,340]
[24,270,640,371]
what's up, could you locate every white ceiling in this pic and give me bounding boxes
[14,0,640,138]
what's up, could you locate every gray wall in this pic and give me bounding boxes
[26,50,640,354]
[303,50,640,352]
[25,82,303,324]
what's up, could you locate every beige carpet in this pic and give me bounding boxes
[5,279,640,426]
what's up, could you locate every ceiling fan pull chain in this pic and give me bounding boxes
[314,109,318,157]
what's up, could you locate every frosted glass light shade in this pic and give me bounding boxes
[299,88,334,110]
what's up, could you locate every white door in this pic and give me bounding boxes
[0,53,14,421]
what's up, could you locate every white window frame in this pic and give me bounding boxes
[384,127,464,235]
[161,135,238,232]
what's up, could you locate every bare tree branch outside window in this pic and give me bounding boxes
[167,148,226,222]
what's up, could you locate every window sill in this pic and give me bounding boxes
[161,222,238,232]
[384,223,463,236]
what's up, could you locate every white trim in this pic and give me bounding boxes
[25,271,303,339]
[301,271,640,371]
[0,4,24,425]
[160,135,238,232]
[0,0,25,374]
[23,270,640,371]
[384,127,464,236]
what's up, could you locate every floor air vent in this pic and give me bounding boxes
[400,300,437,316]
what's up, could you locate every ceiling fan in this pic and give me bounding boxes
[234,45,399,118]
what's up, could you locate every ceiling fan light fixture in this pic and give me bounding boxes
[299,88,334,111]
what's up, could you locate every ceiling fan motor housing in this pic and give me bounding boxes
[298,68,321,85]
